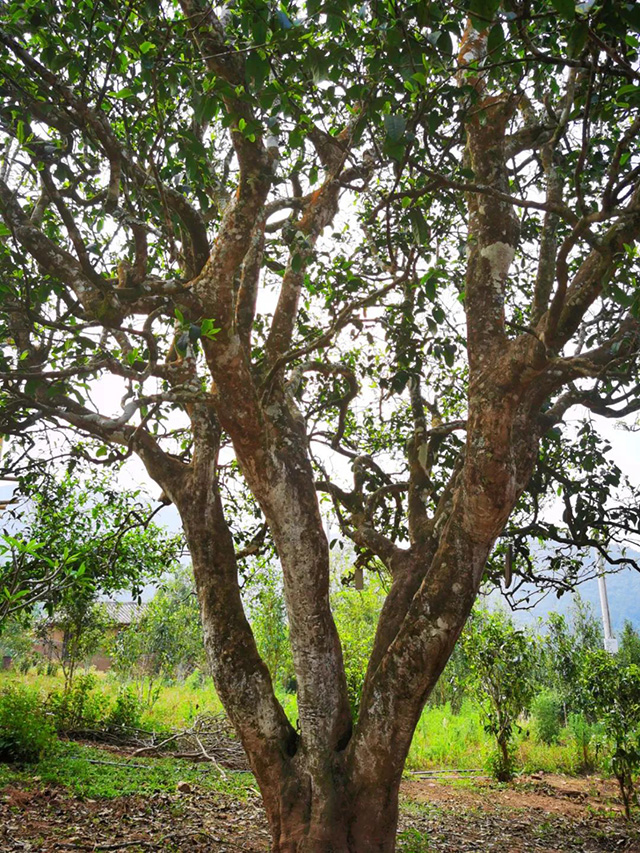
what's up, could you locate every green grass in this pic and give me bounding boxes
[0,668,225,732]
[0,740,253,800]
[0,670,602,778]
[406,700,608,777]
[139,673,224,729]
[397,827,432,851]
[407,701,490,770]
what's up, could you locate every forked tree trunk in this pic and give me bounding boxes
[146,22,556,843]
[157,385,544,852]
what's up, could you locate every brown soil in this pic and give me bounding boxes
[0,784,270,852]
[400,772,640,852]
[1,768,639,852]
[404,771,623,817]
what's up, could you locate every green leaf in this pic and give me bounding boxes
[0,223,11,237]
[384,114,406,143]
[621,3,640,33]
[567,20,589,58]
[111,87,134,99]
[390,369,409,394]
[139,41,155,54]
[469,0,500,30]
[549,0,575,20]
[246,51,270,91]
[487,23,506,56]
[200,318,221,340]
[409,209,430,245]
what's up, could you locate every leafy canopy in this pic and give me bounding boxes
[0,0,639,595]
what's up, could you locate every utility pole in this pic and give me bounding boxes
[597,554,618,654]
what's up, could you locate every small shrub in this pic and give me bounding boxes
[567,712,600,773]
[487,741,516,783]
[531,690,563,745]
[48,673,109,731]
[107,689,142,730]
[185,668,206,691]
[577,654,640,818]
[462,609,539,781]
[0,684,57,763]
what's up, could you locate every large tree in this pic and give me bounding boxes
[1,0,640,849]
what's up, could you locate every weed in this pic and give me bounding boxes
[407,701,489,770]
[397,828,432,851]
[0,740,254,800]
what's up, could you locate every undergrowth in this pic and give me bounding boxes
[0,671,607,778]
[0,740,252,800]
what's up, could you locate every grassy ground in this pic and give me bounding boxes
[407,700,587,774]
[0,739,251,800]
[0,668,225,731]
[0,740,635,853]
[0,669,595,776]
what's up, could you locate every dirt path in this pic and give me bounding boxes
[1,771,639,852]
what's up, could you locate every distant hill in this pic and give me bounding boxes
[497,551,640,636]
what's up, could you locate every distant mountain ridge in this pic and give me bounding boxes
[502,550,640,635]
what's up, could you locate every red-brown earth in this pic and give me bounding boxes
[1,765,639,852]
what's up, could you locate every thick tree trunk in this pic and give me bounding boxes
[260,762,402,853]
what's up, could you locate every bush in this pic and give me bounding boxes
[48,673,109,731]
[106,688,142,730]
[531,690,563,745]
[567,712,601,774]
[487,742,516,782]
[577,653,640,817]
[0,684,57,763]
[462,609,540,781]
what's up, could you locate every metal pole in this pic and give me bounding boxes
[597,554,618,654]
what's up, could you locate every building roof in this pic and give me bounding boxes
[101,601,146,625]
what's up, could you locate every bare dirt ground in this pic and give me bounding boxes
[1,770,639,852]
[400,772,640,852]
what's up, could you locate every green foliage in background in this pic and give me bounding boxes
[578,652,640,818]
[462,609,540,781]
[47,673,110,731]
[245,560,293,690]
[111,566,205,704]
[332,580,385,717]
[531,690,563,746]
[618,621,640,669]
[0,682,57,763]
[1,472,181,627]
[0,618,36,668]
[566,711,602,774]
[539,596,603,714]
[37,601,111,691]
